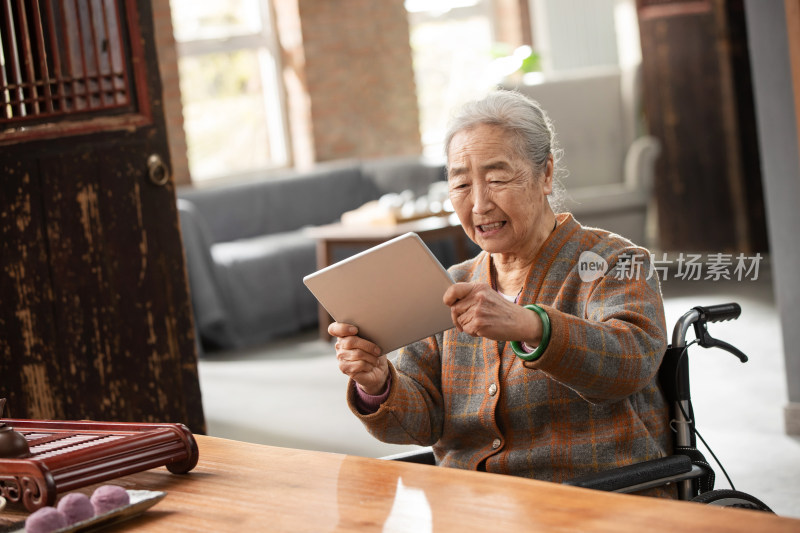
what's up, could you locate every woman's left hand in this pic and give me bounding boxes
[443,282,542,343]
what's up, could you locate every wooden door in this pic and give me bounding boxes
[0,0,204,433]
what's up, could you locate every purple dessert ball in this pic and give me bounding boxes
[57,492,95,524]
[90,485,130,515]
[25,506,67,533]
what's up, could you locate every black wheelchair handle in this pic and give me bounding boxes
[690,302,749,363]
[693,303,741,323]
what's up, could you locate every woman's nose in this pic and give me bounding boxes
[471,183,493,214]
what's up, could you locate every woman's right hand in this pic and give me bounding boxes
[329,322,389,396]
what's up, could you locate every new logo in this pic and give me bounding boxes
[578,251,608,282]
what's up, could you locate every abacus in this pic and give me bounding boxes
[0,417,198,511]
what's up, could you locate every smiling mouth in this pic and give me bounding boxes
[477,221,506,233]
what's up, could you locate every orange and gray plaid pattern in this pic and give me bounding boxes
[348,213,671,485]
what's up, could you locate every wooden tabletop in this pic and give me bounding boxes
[3,435,798,532]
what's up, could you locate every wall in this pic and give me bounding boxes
[274,0,422,167]
[744,0,800,435]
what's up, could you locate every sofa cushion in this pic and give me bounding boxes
[210,230,319,347]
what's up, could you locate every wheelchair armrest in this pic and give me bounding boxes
[563,455,693,493]
[381,447,435,465]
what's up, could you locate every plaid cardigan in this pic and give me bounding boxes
[347,213,671,483]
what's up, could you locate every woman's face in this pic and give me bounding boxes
[447,123,553,256]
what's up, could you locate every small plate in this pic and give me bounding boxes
[2,490,165,532]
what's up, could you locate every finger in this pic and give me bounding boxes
[443,282,476,306]
[336,345,382,367]
[328,322,358,338]
[446,284,477,331]
[336,335,382,356]
[449,293,479,333]
[452,299,491,338]
[450,305,463,332]
[457,313,481,337]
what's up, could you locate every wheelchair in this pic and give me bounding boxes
[383,303,774,512]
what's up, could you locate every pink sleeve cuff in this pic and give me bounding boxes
[352,374,392,414]
[521,341,538,353]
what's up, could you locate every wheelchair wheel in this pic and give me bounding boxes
[691,489,774,512]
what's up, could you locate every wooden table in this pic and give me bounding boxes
[304,213,471,340]
[3,435,798,532]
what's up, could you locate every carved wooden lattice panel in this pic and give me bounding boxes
[0,0,134,125]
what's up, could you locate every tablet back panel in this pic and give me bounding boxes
[303,233,454,353]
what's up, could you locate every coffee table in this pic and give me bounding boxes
[304,213,470,340]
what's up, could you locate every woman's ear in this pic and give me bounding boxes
[542,154,554,194]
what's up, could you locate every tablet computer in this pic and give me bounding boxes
[303,232,455,353]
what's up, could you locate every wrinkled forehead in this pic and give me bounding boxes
[446,124,532,178]
[447,124,518,161]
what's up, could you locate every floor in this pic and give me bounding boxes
[197,270,800,519]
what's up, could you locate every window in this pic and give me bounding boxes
[406,0,498,158]
[406,0,641,157]
[170,0,287,182]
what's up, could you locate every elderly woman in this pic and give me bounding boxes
[330,90,671,494]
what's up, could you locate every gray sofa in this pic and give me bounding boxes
[177,158,450,352]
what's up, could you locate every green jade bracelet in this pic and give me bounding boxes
[510,304,551,361]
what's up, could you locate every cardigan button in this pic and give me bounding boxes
[492,438,501,449]
[488,383,497,396]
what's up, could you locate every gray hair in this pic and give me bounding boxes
[444,90,565,208]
